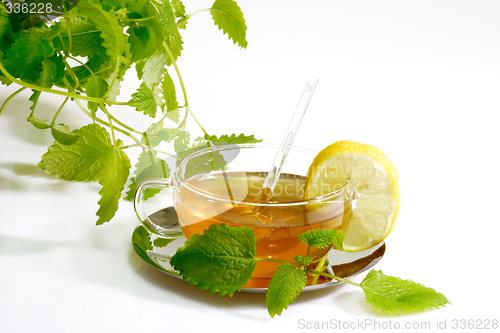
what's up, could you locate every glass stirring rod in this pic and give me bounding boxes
[259,78,319,203]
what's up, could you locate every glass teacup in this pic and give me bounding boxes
[134,143,353,280]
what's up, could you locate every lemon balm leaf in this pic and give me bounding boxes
[84,74,109,117]
[204,133,262,144]
[266,263,307,318]
[160,0,183,63]
[298,229,344,250]
[51,124,80,145]
[37,124,130,224]
[76,0,127,61]
[210,0,247,48]
[170,224,257,297]
[128,82,158,117]
[96,142,130,224]
[170,0,186,18]
[124,150,170,200]
[2,30,54,81]
[361,270,450,314]
[52,18,105,58]
[162,69,178,112]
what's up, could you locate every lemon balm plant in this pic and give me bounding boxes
[1,1,450,317]
[0,0,260,224]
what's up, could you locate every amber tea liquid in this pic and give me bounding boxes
[174,172,352,280]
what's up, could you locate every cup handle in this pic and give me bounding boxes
[134,178,184,239]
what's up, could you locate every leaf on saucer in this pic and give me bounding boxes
[361,270,451,314]
[153,237,175,248]
[266,262,307,318]
[133,225,153,252]
[170,223,257,297]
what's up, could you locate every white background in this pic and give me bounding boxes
[1,0,500,332]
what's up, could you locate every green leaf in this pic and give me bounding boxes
[124,148,170,200]
[266,263,307,317]
[132,225,153,252]
[28,90,41,114]
[27,114,50,130]
[51,124,80,145]
[38,58,57,88]
[2,31,55,81]
[138,53,169,88]
[84,74,109,117]
[204,133,261,145]
[52,18,105,58]
[153,237,175,248]
[210,0,247,48]
[159,0,183,63]
[162,69,178,112]
[298,229,344,250]
[170,0,186,18]
[38,124,131,224]
[174,130,190,154]
[165,109,180,123]
[128,82,158,117]
[0,2,13,58]
[126,0,164,62]
[170,223,257,297]
[96,140,131,224]
[361,270,450,314]
[76,0,127,61]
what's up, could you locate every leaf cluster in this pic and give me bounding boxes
[170,224,450,318]
[1,0,254,224]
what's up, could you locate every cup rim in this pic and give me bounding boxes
[174,143,349,207]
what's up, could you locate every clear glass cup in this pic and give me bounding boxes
[134,143,353,280]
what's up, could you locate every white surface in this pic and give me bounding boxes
[1,0,500,332]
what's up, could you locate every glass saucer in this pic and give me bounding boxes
[132,224,385,294]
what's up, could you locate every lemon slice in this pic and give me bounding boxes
[305,140,400,252]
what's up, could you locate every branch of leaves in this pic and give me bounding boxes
[169,224,450,318]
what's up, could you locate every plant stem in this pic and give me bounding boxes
[162,41,208,135]
[306,269,363,288]
[107,112,143,135]
[117,15,160,22]
[185,8,210,21]
[103,106,116,144]
[0,87,27,116]
[0,63,128,106]
[311,255,327,286]
[74,99,139,143]
[102,58,120,101]
[51,97,69,126]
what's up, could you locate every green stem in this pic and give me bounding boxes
[74,99,140,144]
[51,97,69,126]
[184,8,210,21]
[162,41,188,106]
[186,105,208,135]
[0,87,27,116]
[107,112,142,135]
[117,15,160,22]
[102,106,116,144]
[162,41,208,135]
[0,63,128,105]
[102,59,120,101]
[67,55,94,75]
[306,269,362,288]
[311,255,327,286]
